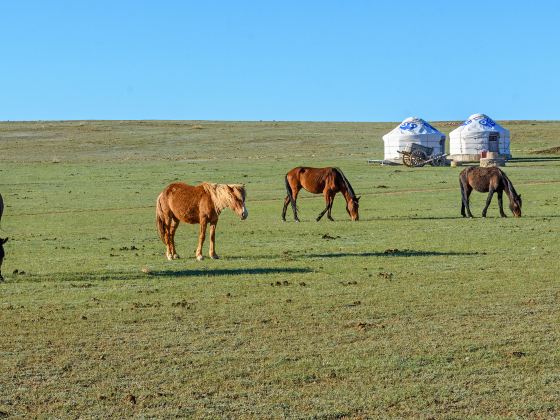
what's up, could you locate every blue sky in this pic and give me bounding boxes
[1,1,559,121]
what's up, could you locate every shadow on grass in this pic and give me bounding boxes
[13,267,313,283]
[150,267,312,277]
[510,156,560,162]
[358,216,463,222]
[307,249,479,258]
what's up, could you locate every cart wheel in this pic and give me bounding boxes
[431,156,447,166]
[410,150,427,167]
[402,153,413,167]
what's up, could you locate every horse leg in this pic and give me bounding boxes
[482,188,494,218]
[209,222,219,259]
[463,185,474,218]
[316,207,328,221]
[497,190,507,217]
[460,180,466,217]
[316,195,329,222]
[163,219,173,260]
[168,217,180,259]
[317,190,335,221]
[282,195,290,222]
[195,221,207,261]
[165,228,173,260]
[291,185,301,222]
[327,192,335,221]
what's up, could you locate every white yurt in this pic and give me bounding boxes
[382,117,445,163]
[449,114,511,162]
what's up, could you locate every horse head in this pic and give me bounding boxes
[510,193,522,217]
[228,185,248,220]
[346,195,360,221]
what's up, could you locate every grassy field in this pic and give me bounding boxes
[1,120,559,418]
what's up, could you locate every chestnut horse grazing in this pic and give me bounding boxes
[282,167,360,222]
[459,167,522,218]
[156,182,247,261]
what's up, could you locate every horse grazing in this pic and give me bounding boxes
[459,167,522,218]
[156,182,247,261]
[282,167,360,222]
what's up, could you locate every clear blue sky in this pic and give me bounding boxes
[1,1,559,121]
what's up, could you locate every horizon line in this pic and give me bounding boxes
[1,118,558,124]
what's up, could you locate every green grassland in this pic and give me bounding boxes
[1,120,559,418]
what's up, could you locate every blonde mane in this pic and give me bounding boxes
[201,183,245,214]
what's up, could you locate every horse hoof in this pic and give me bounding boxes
[166,254,173,261]
[173,254,180,259]
[210,254,220,260]
[196,255,203,261]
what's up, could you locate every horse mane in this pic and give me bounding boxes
[501,170,519,199]
[333,168,357,199]
[202,183,245,214]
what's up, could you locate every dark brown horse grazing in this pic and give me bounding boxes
[156,182,247,261]
[459,167,522,218]
[282,167,360,222]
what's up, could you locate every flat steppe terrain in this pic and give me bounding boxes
[1,120,559,417]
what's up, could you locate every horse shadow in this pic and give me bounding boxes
[357,216,462,222]
[11,267,313,283]
[307,250,479,258]
[150,267,312,278]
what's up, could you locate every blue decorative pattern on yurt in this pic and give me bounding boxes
[399,122,418,131]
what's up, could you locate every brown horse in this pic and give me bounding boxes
[156,182,247,261]
[282,167,360,222]
[459,167,522,218]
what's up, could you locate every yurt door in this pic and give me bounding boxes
[488,133,499,152]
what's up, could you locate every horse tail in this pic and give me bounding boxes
[333,167,356,198]
[459,168,467,190]
[459,170,467,203]
[285,174,298,214]
[156,193,167,244]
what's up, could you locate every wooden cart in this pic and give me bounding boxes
[397,143,448,167]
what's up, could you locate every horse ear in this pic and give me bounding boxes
[1,237,7,244]
[356,195,361,202]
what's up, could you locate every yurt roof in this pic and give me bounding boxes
[383,117,444,140]
[450,114,509,136]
